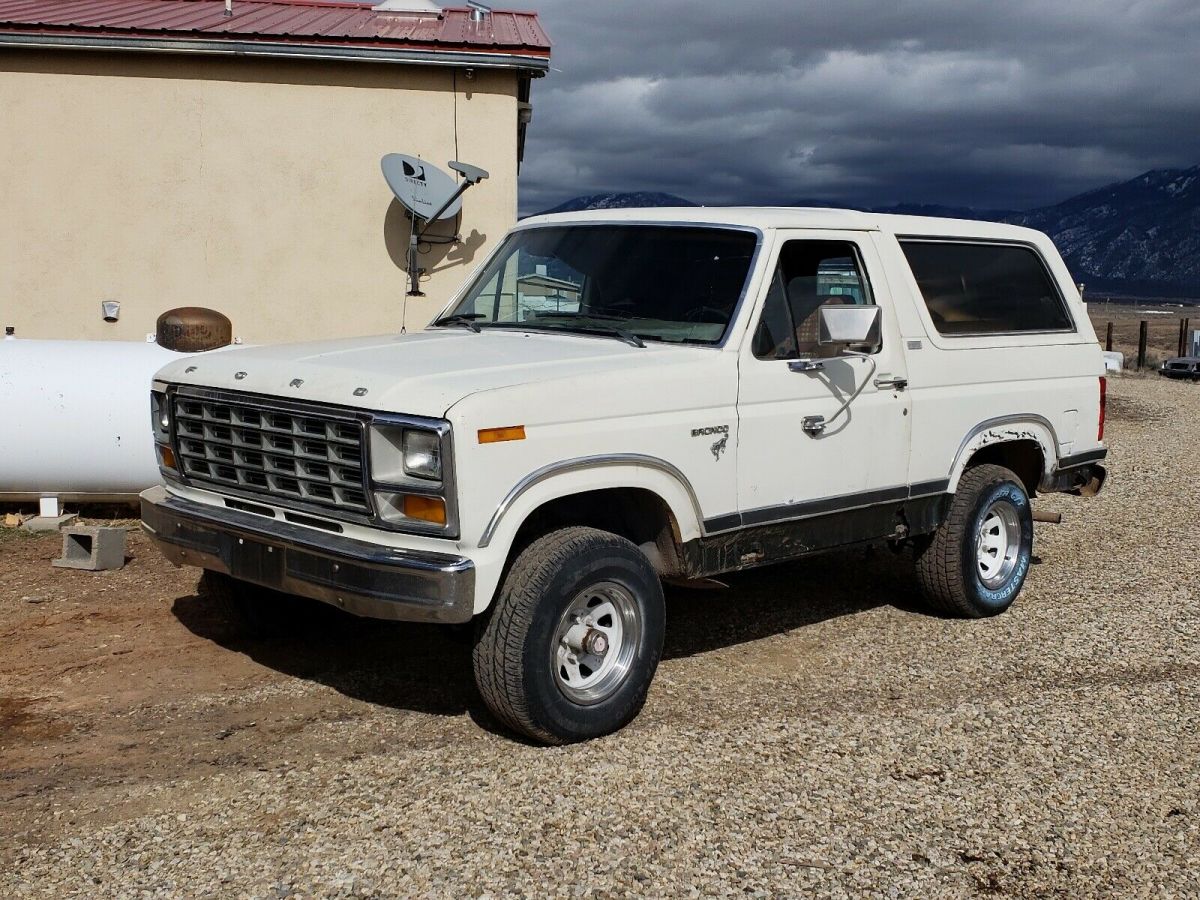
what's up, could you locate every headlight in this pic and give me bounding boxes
[150,388,177,474]
[369,424,446,484]
[402,430,442,480]
[367,420,455,535]
[151,390,171,439]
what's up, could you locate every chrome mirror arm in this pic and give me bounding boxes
[801,350,878,437]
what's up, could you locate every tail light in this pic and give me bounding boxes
[1098,376,1107,441]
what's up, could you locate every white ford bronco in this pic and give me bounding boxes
[142,208,1108,743]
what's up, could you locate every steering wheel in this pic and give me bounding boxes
[683,306,729,324]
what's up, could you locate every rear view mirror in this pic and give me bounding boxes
[818,305,881,349]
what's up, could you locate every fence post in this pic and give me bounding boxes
[1138,320,1148,369]
[1105,321,1113,352]
[1179,318,1188,357]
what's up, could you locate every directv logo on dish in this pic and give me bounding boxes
[381,153,467,222]
[402,160,427,183]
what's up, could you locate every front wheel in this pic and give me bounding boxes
[472,527,665,744]
[914,464,1034,618]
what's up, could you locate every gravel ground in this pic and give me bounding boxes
[2,374,1198,898]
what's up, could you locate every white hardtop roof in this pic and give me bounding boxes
[518,206,1047,242]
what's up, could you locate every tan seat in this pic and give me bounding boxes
[789,282,846,357]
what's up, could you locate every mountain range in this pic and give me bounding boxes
[537,192,699,215]
[535,167,1200,298]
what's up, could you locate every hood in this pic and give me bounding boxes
[155,329,712,417]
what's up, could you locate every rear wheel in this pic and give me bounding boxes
[914,464,1033,618]
[472,527,665,744]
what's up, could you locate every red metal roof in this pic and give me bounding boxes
[0,1,551,66]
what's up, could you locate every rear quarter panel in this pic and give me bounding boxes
[871,229,1106,491]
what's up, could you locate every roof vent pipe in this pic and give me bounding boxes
[468,1,491,22]
[224,0,232,16]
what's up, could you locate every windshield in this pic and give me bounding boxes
[441,225,759,345]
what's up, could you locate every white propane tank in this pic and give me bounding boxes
[0,338,233,501]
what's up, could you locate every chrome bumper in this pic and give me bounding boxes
[140,486,475,624]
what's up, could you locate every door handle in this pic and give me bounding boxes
[873,376,908,390]
[788,359,824,373]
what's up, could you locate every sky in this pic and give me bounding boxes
[516,0,1200,215]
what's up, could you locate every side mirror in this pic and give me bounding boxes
[818,304,881,349]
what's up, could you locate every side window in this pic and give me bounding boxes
[900,240,1074,335]
[753,240,875,360]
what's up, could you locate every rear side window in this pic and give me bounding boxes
[900,240,1073,335]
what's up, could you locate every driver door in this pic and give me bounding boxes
[735,231,912,524]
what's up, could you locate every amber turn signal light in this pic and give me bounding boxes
[158,445,177,470]
[478,425,526,444]
[402,494,447,525]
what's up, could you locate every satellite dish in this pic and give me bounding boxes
[382,152,489,297]
[381,153,464,221]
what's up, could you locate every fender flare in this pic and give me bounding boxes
[947,415,1061,493]
[477,454,705,550]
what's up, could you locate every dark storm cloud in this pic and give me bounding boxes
[518,0,1200,213]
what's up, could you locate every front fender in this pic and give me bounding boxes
[478,454,705,550]
[467,455,704,614]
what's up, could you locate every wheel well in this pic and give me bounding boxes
[509,488,684,577]
[964,440,1044,495]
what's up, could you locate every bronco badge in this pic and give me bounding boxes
[692,425,729,461]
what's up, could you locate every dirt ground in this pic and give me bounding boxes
[0,524,485,806]
[2,374,1198,897]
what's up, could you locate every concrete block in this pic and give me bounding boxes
[22,513,79,533]
[52,527,127,571]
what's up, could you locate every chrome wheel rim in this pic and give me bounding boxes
[976,499,1022,589]
[551,581,641,705]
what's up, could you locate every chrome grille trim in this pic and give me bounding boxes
[172,391,371,517]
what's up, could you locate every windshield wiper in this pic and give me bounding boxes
[433,313,484,333]
[611,328,646,348]
[571,325,646,348]
[531,312,646,347]
[533,311,636,323]
[488,320,646,348]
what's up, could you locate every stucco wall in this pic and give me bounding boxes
[0,50,518,343]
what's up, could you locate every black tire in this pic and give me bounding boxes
[198,570,327,638]
[472,527,666,745]
[914,464,1034,618]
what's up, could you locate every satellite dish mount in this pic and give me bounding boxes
[381,154,490,297]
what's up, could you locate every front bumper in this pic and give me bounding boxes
[140,486,475,623]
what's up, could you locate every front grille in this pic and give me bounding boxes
[173,394,370,517]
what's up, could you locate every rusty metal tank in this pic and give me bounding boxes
[155,307,233,353]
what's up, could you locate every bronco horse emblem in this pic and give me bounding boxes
[710,435,728,461]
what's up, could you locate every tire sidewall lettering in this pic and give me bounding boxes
[967,480,1033,609]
